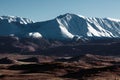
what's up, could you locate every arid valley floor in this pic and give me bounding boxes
[0,54,120,80]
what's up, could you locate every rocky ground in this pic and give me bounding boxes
[0,54,120,80]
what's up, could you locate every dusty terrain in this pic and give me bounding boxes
[0,54,120,80]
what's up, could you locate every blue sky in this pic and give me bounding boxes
[0,0,120,21]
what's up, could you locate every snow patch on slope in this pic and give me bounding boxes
[56,19,74,39]
[29,32,42,38]
[106,17,120,22]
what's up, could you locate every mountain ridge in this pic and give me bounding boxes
[0,13,120,41]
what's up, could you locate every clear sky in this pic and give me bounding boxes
[0,0,120,21]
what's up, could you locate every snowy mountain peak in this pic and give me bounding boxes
[57,13,72,18]
[0,13,120,41]
[56,13,120,39]
[0,16,33,24]
[57,13,85,20]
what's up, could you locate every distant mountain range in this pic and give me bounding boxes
[0,13,120,41]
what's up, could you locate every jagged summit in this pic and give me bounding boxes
[0,13,120,41]
[57,13,86,19]
[0,15,33,24]
[57,13,74,18]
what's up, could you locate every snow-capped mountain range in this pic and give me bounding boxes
[0,13,120,41]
